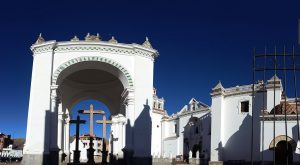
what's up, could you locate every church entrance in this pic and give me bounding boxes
[23,36,157,165]
[56,61,130,164]
[275,140,293,165]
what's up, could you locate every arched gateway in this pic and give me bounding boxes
[22,34,158,165]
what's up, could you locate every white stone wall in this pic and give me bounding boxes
[151,112,163,156]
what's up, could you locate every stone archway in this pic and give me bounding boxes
[51,58,135,163]
[23,37,157,165]
[269,135,296,151]
[269,135,296,164]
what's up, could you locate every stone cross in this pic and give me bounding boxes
[70,115,86,163]
[96,115,112,163]
[96,115,113,141]
[78,104,104,137]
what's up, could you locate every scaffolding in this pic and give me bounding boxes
[252,46,300,165]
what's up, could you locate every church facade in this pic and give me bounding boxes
[151,90,211,161]
[210,75,300,164]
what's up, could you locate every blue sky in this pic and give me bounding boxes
[0,0,299,138]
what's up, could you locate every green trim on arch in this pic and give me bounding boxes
[52,56,134,87]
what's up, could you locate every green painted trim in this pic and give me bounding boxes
[52,56,134,87]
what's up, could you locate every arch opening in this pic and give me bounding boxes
[53,58,132,163]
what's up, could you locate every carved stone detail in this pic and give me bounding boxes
[85,33,101,41]
[70,35,79,42]
[109,36,118,44]
[35,33,45,45]
[142,37,153,49]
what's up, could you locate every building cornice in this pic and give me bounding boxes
[31,41,159,60]
[260,115,299,121]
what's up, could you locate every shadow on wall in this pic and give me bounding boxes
[114,99,152,165]
[183,113,211,160]
[22,107,59,165]
[223,114,252,161]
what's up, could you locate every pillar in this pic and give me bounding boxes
[50,86,59,165]
[122,88,135,164]
[57,101,64,163]
[63,109,70,162]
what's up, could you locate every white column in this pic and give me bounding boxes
[64,109,70,155]
[121,121,126,150]
[50,87,59,151]
[57,101,63,151]
[125,96,135,150]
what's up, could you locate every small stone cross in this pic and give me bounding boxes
[69,115,86,163]
[96,115,113,141]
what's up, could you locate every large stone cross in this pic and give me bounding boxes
[70,115,86,163]
[78,104,104,137]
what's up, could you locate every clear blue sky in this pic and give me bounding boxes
[0,0,299,138]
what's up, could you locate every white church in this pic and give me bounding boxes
[22,33,300,165]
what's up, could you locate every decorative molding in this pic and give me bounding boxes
[31,41,158,59]
[52,56,134,87]
[260,115,300,121]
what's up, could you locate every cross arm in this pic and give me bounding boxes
[78,110,105,114]
[93,110,105,114]
[70,120,86,124]
[96,120,113,124]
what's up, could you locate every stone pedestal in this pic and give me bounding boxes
[22,153,50,165]
[73,150,81,164]
[101,150,108,164]
[87,148,95,164]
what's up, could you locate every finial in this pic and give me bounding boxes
[211,81,224,96]
[90,104,93,109]
[70,35,79,42]
[35,33,45,44]
[142,36,153,49]
[108,36,118,44]
[85,33,101,41]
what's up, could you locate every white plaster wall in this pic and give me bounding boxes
[24,48,54,154]
[210,95,224,161]
[132,54,154,157]
[151,112,163,156]
[266,88,282,112]
[222,94,253,161]
[163,138,178,158]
